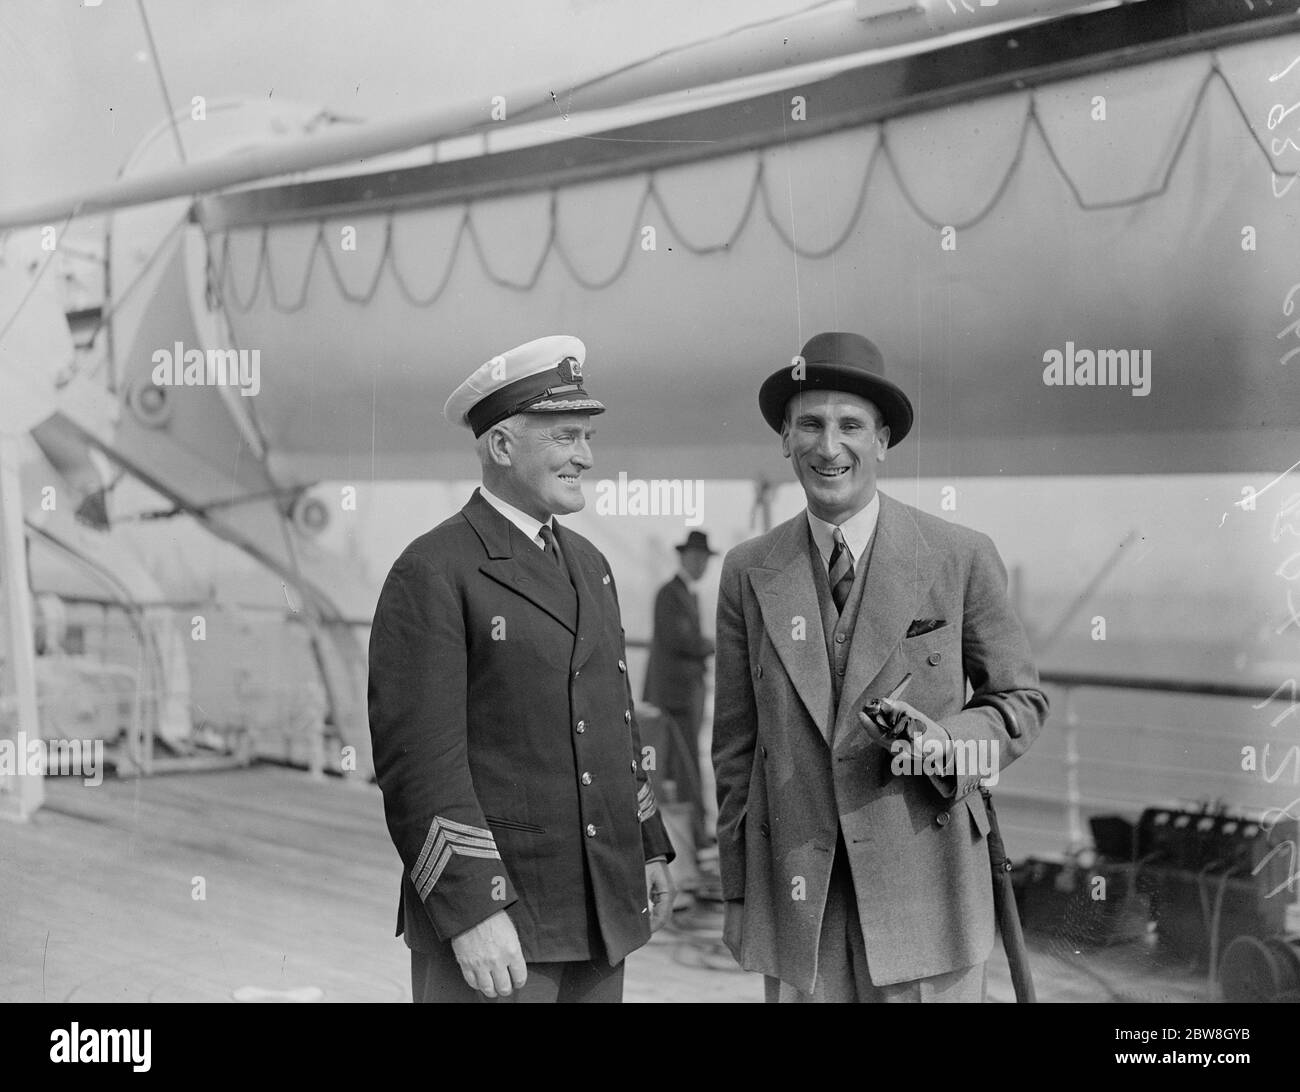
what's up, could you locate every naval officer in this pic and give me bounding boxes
[368,335,675,1003]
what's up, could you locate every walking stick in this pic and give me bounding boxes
[981,785,1036,1003]
[967,692,1036,1003]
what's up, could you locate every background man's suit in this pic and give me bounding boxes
[712,491,1048,995]
[368,488,674,992]
[643,573,714,813]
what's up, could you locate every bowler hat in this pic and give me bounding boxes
[674,531,716,555]
[758,332,913,446]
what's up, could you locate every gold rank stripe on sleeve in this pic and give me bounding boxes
[636,783,658,823]
[412,816,501,901]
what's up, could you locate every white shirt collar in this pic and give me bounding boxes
[478,485,553,549]
[806,491,880,567]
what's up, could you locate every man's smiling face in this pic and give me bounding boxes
[782,390,888,524]
[499,412,594,520]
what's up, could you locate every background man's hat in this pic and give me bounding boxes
[758,331,913,447]
[444,335,604,437]
[675,530,716,555]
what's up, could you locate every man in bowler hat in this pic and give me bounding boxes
[712,332,1048,1002]
[644,530,717,848]
[368,335,675,1003]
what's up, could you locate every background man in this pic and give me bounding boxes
[643,530,716,850]
[368,335,675,1004]
[712,331,1048,1003]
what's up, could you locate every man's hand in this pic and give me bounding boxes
[450,910,526,999]
[858,697,950,761]
[722,899,743,960]
[645,860,675,933]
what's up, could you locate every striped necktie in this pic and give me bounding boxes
[538,523,562,567]
[828,527,854,613]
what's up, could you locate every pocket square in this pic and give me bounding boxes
[906,618,947,639]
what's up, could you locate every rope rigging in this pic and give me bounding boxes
[205,56,1300,317]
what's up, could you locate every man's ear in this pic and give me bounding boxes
[876,426,890,460]
[486,426,513,467]
[780,424,792,459]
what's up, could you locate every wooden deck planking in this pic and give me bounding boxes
[0,767,1207,1003]
[1,768,408,1003]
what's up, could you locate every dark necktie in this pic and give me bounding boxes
[538,524,563,568]
[828,527,854,613]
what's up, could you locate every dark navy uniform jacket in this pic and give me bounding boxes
[368,488,674,965]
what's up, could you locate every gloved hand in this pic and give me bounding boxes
[857,697,949,761]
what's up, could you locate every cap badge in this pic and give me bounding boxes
[558,356,582,384]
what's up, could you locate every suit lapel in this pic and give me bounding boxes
[751,517,834,744]
[463,490,578,636]
[833,492,940,746]
[554,522,603,672]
